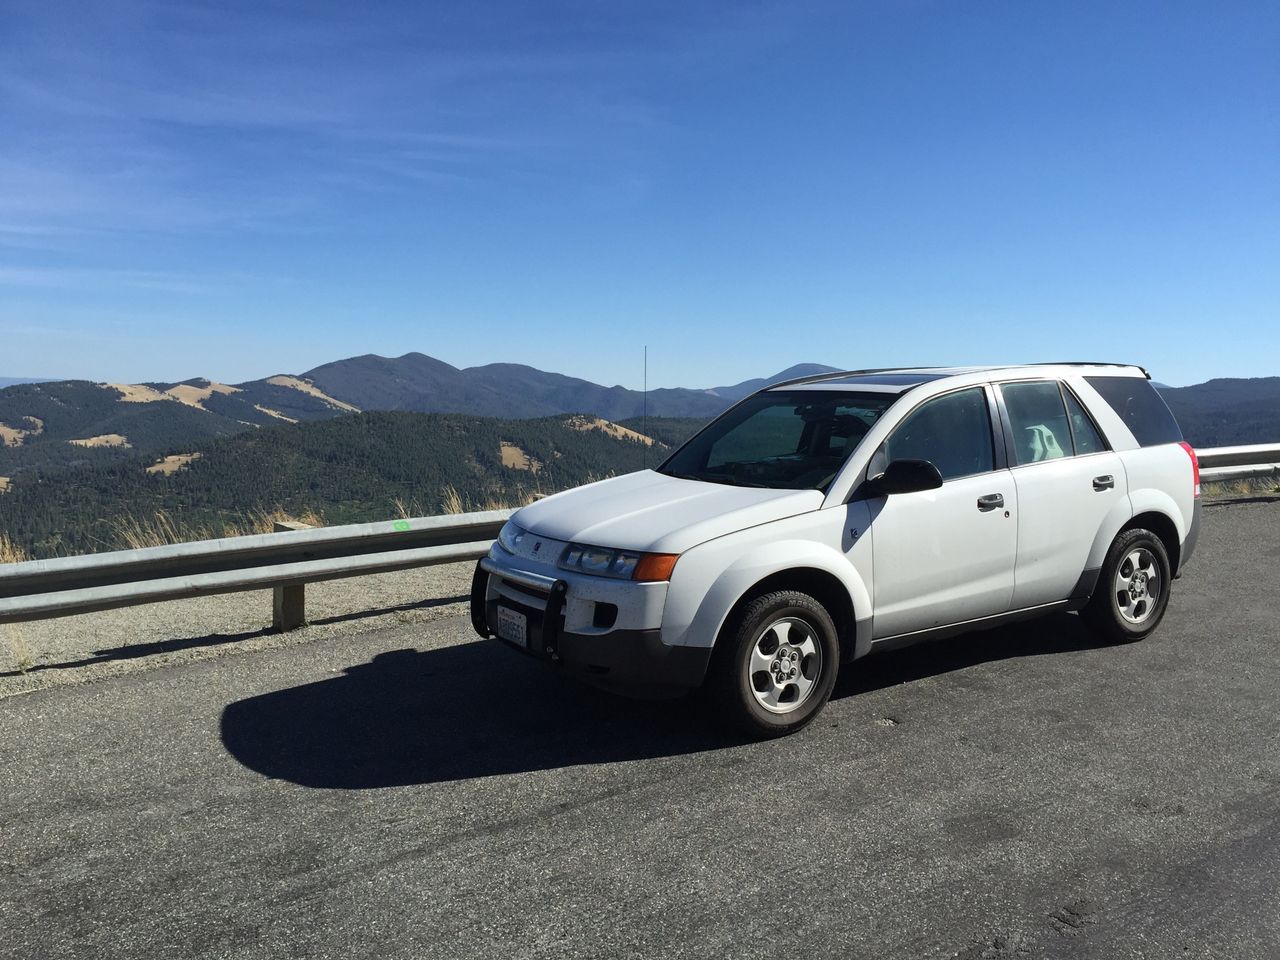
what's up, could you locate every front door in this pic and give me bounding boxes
[868,386,1018,638]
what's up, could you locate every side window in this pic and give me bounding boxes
[882,387,994,481]
[1062,387,1107,454]
[1001,381,1072,465]
[1085,376,1182,446]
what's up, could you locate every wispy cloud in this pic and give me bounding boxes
[0,264,217,294]
[0,0,809,335]
[0,1,805,230]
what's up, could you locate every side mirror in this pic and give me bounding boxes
[865,458,944,496]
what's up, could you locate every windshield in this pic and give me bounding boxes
[658,390,899,490]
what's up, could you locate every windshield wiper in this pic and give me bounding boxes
[662,470,775,489]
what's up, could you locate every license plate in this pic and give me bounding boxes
[494,606,528,648]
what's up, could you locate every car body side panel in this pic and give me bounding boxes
[1009,451,1128,608]
[660,507,872,653]
[1119,446,1194,540]
[868,471,1019,637]
[1081,494,1142,577]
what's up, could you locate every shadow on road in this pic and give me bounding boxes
[0,595,469,678]
[221,611,1108,789]
[221,640,743,789]
[836,611,1107,697]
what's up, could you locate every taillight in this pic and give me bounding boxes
[1178,441,1200,499]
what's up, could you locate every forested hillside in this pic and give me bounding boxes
[1156,378,1280,446]
[0,412,679,558]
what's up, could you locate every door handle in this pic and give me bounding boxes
[977,493,1004,511]
[1093,475,1115,491]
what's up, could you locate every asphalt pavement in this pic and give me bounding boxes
[2,498,1278,959]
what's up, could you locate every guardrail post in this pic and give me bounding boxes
[273,583,306,632]
[272,520,313,631]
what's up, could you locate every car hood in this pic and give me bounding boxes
[512,469,824,555]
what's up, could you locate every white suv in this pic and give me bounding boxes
[471,364,1201,737]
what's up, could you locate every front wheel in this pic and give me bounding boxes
[707,590,840,738]
[1083,527,1172,643]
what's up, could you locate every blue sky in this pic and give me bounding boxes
[0,1,1276,389]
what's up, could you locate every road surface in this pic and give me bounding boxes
[2,498,1278,959]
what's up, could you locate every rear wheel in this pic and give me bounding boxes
[708,590,840,738]
[1083,528,1172,643]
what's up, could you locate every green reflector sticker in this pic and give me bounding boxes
[393,520,411,532]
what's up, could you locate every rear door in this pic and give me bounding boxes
[868,385,1018,638]
[997,379,1129,608]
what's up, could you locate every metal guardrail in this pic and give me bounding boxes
[0,442,1276,630]
[0,509,512,629]
[1195,443,1280,483]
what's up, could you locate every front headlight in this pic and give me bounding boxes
[558,543,679,582]
[497,521,526,554]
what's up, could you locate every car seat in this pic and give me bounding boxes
[1024,424,1064,462]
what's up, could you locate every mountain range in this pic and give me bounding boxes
[0,353,1276,483]
[0,356,836,474]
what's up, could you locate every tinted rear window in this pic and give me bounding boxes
[1085,376,1183,446]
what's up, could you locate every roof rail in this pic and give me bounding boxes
[1040,361,1151,379]
[763,367,911,391]
[760,361,1152,398]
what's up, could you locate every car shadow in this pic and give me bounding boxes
[220,612,1109,790]
[221,641,742,789]
[835,611,1108,698]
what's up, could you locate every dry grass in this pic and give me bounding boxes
[4,625,32,673]
[109,507,325,550]
[164,381,241,410]
[437,484,542,515]
[0,532,28,564]
[280,507,325,529]
[104,383,173,404]
[146,452,202,475]
[440,485,466,515]
[1201,477,1280,500]
[253,405,298,424]
[69,433,132,449]
[566,416,659,446]
[393,496,426,520]
[499,442,542,473]
[264,375,360,413]
[0,416,43,447]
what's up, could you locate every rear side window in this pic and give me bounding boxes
[1085,376,1183,446]
[1062,388,1106,454]
[1001,381,1072,465]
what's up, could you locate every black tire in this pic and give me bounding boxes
[707,590,840,739]
[1082,527,1172,643]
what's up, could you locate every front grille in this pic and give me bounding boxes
[498,578,550,607]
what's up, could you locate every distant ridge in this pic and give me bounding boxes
[706,363,842,401]
[301,352,740,420]
[2,357,1276,483]
[0,356,831,477]
[1156,377,1280,448]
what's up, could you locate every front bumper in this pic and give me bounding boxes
[470,558,710,695]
